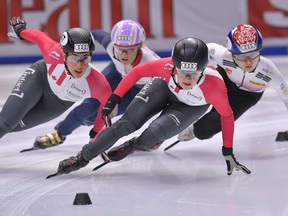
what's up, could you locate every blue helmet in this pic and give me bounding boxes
[226,24,263,54]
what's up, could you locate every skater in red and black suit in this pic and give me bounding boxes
[55,37,251,176]
[1,17,111,146]
[33,19,160,148]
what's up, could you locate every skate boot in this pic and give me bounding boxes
[178,125,195,142]
[107,138,136,161]
[34,130,65,149]
[57,151,89,174]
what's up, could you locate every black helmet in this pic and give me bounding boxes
[60,27,96,53]
[172,37,209,72]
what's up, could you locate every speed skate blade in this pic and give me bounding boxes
[164,140,180,151]
[46,172,61,179]
[19,147,35,153]
[92,160,110,171]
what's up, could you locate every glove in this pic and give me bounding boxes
[89,129,97,142]
[7,16,27,39]
[222,147,251,175]
[101,94,121,126]
[57,152,89,174]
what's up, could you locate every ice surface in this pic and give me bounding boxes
[0,58,288,216]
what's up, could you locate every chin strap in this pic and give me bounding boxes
[196,70,204,84]
[171,67,183,89]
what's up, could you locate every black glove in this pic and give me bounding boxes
[101,94,121,126]
[8,17,27,39]
[57,152,89,174]
[222,147,251,175]
[89,129,98,142]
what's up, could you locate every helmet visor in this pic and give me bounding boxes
[114,44,139,54]
[233,50,260,61]
[67,55,92,64]
[176,68,201,78]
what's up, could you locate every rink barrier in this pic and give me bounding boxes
[0,47,287,64]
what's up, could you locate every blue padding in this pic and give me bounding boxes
[0,47,287,64]
[261,46,288,56]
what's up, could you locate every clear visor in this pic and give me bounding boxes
[114,44,139,54]
[233,50,260,61]
[176,68,201,78]
[67,55,91,64]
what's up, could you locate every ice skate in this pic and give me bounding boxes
[34,130,65,149]
[47,151,89,178]
[20,130,66,153]
[107,138,136,161]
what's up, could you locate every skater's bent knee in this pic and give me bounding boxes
[135,123,166,150]
[112,118,139,136]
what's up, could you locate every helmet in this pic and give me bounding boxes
[172,37,209,72]
[111,19,146,47]
[226,24,263,54]
[60,27,96,53]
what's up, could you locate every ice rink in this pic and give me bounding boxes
[1,58,288,216]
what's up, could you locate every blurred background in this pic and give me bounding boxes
[1,0,288,64]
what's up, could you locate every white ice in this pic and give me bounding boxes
[0,58,288,216]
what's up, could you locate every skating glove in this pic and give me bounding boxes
[57,152,89,174]
[222,147,251,175]
[8,16,27,39]
[101,94,121,126]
